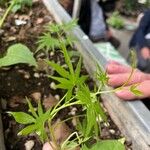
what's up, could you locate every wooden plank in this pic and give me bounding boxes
[42,0,150,149]
[72,0,81,19]
[0,113,5,150]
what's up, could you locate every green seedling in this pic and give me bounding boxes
[107,11,124,29]
[0,0,32,28]
[9,21,134,150]
[37,20,77,57]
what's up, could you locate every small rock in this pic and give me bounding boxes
[54,95,60,101]
[50,82,56,90]
[50,51,54,56]
[44,15,52,22]
[37,82,41,86]
[109,129,115,134]
[69,107,77,116]
[24,73,30,79]
[31,92,41,102]
[15,19,27,26]
[37,59,48,71]
[72,116,77,126]
[104,122,110,127]
[101,128,110,138]
[0,29,4,36]
[8,96,25,108]
[53,119,71,144]
[5,36,16,42]
[1,98,7,110]
[24,140,34,150]
[36,18,44,24]
[43,94,58,110]
[34,72,40,78]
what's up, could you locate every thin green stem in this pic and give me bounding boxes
[0,0,16,28]
[61,132,80,149]
[55,114,85,128]
[48,120,60,150]
[51,101,80,119]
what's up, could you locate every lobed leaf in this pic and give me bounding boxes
[8,112,35,124]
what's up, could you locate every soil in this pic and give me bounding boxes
[0,1,132,150]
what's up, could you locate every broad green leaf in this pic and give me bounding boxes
[0,43,37,67]
[47,61,69,77]
[91,140,125,150]
[8,112,35,124]
[18,124,37,135]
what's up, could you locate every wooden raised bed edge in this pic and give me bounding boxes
[42,0,150,150]
[0,113,5,150]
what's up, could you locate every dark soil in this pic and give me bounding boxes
[0,1,132,150]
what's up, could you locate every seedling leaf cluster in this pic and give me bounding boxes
[8,20,127,150]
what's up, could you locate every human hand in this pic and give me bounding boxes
[42,142,54,150]
[106,61,150,100]
[141,47,150,59]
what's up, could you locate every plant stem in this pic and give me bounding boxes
[48,120,60,150]
[51,101,80,119]
[0,0,16,28]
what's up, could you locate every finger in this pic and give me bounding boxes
[108,71,146,87]
[106,63,132,74]
[115,80,150,100]
[107,60,122,65]
[42,142,54,150]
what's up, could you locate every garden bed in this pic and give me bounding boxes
[43,0,150,150]
[0,0,150,150]
[0,1,127,150]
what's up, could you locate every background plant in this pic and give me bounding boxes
[107,11,124,29]
[0,0,32,28]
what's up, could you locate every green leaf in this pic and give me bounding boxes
[37,33,60,52]
[130,84,143,96]
[12,4,21,12]
[61,141,78,150]
[0,43,37,67]
[27,99,38,118]
[91,140,125,150]
[49,75,73,89]
[96,65,109,86]
[75,57,82,80]
[18,124,37,135]
[76,75,88,85]
[81,144,90,150]
[47,61,69,78]
[62,19,77,32]
[46,23,61,33]
[38,100,43,116]
[8,112,35,124]
[61,43,74,75]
